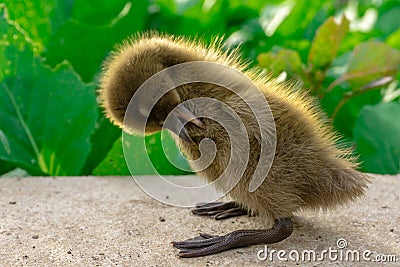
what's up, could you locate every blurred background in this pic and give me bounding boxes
[0,0,399,177]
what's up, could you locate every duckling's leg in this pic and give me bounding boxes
[172,217,293,258]
[173,219,292,258]
[191,201,248,220]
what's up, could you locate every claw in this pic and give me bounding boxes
[191,201,248,220]
[214,208,248,220]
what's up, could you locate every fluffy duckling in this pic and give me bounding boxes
[98,33,370,258]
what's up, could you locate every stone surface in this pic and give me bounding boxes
[0,174,399,266]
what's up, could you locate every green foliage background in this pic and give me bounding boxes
[1,0,399,176]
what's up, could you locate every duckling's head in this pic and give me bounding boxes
[99,34,204,143]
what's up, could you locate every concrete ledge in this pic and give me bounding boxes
[0,174,399,266]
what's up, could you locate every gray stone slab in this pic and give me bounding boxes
[0,174,398,266]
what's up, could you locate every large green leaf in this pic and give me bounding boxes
[375,1,400,37]
[80,112,121,175]
[257,48,305,80]
[72,0,134,26]
[275,0,332,39]
[328,41,400,91]
[94,132,192,176]
[331,90,382,138]
[92,137,130,176]
[386,28,400,50]
[0,7,97,175]
[45,0,148,82]
[4,0,148,82]
[354,102,400,174]
[0,159,14,176]
[150,0,228,37]
[142,132,192,175]
[308,16,349,70]
[2,0,71,51]
[258,1,294,37]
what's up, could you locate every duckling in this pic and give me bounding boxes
[98,33,370,258]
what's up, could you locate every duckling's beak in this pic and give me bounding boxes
[164,106,205,144]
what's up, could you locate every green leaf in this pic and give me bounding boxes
[0,8,97,175]
[72,0,134,26]
[328,41,400,91]
[5,0,148,82]
[2,0,71,51]
[143,132,192,175]
[308,16,349,70]
[94,132,192,176]
[257,49,304,79]
[0,160,14,176]
[45,0,148,82]
[80,112,121,175]
[258,1,294,37]
[354,102,400,174]
[93,137,130,176]
[275,0,332,39]
[386,28,400,50]
[228,0,270,11]
[151,0,229,37]
[375,4,400,36]
[331,89,382,138]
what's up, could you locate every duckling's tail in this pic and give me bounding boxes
[314,166,371,209]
